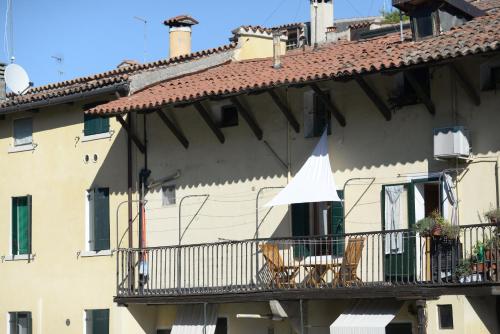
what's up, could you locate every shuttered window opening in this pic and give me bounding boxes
[12,196,32,255]
[13,117,33,146]
[9,312,32,334]
[84,114,110,136]
[304,90,332,139]
[85,309,109,334]
[291,191,344,257]
[87,188,110,252]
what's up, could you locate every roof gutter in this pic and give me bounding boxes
[0,83,130,115]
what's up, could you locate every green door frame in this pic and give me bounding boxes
[382,177,443,281]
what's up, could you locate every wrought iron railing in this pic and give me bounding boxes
[116,223,499,297]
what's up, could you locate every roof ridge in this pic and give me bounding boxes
[24,43,236,95]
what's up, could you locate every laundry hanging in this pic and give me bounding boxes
[265,130,341,207]
[384,185,404,254]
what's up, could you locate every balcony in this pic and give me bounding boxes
[116,223,500,304]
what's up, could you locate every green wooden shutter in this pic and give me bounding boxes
[93,188,110,251]
[9,313,17,334]
[291,203,310,257]
[84,114,110,136]
[331,191,344,257]
[92,309,109,334]
[12,199,18,255]
[12,197,30,255]
[313,92,332,137]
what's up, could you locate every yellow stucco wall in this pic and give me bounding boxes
[233,34,288,61]
[0,101,145,333]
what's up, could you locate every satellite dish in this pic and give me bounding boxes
[5,63,31,95]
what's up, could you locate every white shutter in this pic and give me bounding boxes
[303,90,315,138]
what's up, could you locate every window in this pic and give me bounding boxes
[85,309,109,334]
[156,330,171,334]
[218,105,238,128]
[215,318,227,334]
[86,188,110,252]
[386,323,412,334]
[12,196,32,256]
[9,312,32,334]
[438,304,454,329]
[13,118,33,147]
[162,185,176,206]
[84,114,110,136]
[304,91,331,138]
[291,191,344,257]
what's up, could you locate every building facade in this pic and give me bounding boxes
[1,1,500,334]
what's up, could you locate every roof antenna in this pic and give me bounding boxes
[399,10,404,42]
[134,16,148,63]
[51,54,64,77]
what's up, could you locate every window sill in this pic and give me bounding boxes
[81,132,113,143]
[79,250,113,258]
[3,254,34,261]
[8,144,36,153]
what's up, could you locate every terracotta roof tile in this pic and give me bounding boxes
[0,43,236,110]
[89,10,500,115]
[164,15,199,26]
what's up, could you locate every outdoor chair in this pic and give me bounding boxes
[260,243,300,288]
[332,237,365,287]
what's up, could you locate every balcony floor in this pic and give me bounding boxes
[115,282,500,305]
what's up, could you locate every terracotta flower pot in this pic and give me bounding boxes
[432,225,442,237]
[473,263,485,272]
[485,249,492,261]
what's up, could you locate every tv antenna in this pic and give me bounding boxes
[5,63,32,95]
[133,16,148,63]
[51,54,65,77]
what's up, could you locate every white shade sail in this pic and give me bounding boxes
[266,130,341,207]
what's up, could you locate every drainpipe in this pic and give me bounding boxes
[416,300,427,334]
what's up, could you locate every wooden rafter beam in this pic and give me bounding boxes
[193,102,225,144]
[405,71,436,115]
[115,114,146,154]
[450,64,481,107]
[267,90,300,133]
[355,76,392,121]
[309,83,346,127]
[230,96,263,140]
[156,108,189,149]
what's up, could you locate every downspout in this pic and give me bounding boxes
[138,114,150,251]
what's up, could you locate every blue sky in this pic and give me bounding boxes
[1,0,388,87]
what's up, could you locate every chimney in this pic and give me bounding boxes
[164,15,199,58]
[272,31,282,69]
[310,0,334,46]
[0,63,6,100]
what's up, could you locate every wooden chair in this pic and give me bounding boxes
[333,237,365,287]
[260,244,300,288]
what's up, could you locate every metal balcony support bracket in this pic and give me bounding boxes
[354,76,392,121]
[309,83,346,127]
[194,102,225,144]
[116,114,146,153]
[405,71,436,115]
[230,96,263,140]
[267,89,300,133]
[156,108,189,149]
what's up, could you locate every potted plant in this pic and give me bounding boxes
[485,208,500,224]
[472,241,486,272]
[456,259,472,283]
[441,221,460,242]
[485,235,499,261]
[414,217,434,237]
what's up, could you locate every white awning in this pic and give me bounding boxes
[266,130,341,207]
[330,300,402,334]
[171,305,218,334]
